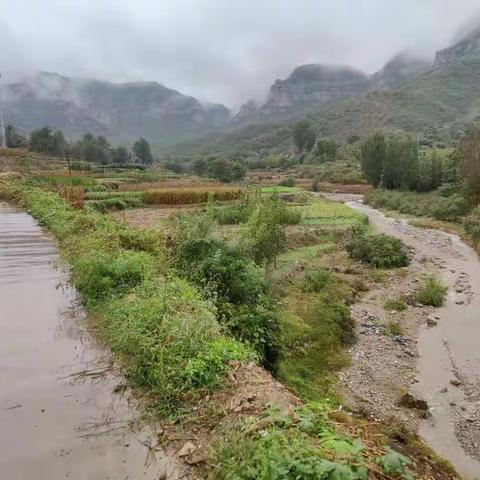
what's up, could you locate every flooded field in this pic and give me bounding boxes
[0,203,179,480]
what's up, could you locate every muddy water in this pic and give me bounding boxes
[324,193,480,480]
[0,203,180,479]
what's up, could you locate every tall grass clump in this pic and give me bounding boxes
[0,182,251,413]
[417,276,447,307]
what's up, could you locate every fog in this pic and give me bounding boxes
[1,0,479,107]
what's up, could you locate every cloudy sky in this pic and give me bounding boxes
[1,0,479,108]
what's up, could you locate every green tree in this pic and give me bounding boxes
[133,137,153,165]
[111,146,129,164]
[382,135,418,189]
[192,158,207,176]
[241,195,287,267]
[360,132,386,187]
[29,127,55,154]
[5,125,27,148]
[456,124,480,204]
[292,120,316,152]
[308,138,337,163]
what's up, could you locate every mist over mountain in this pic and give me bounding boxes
[165,26,480,159]
[3,72,230,143]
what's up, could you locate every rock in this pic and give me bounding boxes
[455,300,464,305]
[450,379,462,387]
[178,441,197,457]
[427,317,438,327]
[439,387,448,393]
[398,392,429,411]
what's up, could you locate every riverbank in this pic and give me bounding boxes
[0,179,463,479]
[324,193,480,480]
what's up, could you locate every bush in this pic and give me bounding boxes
[346,233,409,268]
[302,269,332,293]
[464,206,480,240]
[278,177,295,187]
[211,204,251,225]
[417,276,447,307]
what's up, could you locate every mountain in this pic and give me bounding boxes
[3,72,230,143]
[165,29,480,160]
[371,51,430,89]
[234,53,430,125]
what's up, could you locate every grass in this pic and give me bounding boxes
[213,402,414,480]
[384,296,407,311]
[0,181,251,414]
[365,189,469,222]
[387,321,404,336]
[417,276,447,307]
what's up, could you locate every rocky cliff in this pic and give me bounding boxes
[3,72,230,143]
[258,64,372,119]
[434,27,480,66]
[371,52,431,89]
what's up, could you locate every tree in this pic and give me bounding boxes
[382,135,418,189]
[456,124,480,204]
[292,120,316,152]
[308,138,337,163]
[133,137,153,165]
[76,133,111,164]
[111,146,129,164]
[5,125,27,148]
[241,195,287,267]
[360,132,386,187]
[29,127,66,156]
[206,157,246,183]
[192,158,207,176]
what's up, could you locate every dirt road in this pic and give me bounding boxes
[325,193,480,480]
[0,203,182,479]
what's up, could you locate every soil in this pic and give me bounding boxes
[324,193,480,480]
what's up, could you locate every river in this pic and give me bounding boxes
[0,203,179,479]
[324,193,480,480]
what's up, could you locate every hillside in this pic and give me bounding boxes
[3,72,230,144]
[167,31,480,160]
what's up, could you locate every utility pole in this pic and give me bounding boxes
[0,73,6,149]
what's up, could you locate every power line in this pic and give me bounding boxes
[0,73,6,149]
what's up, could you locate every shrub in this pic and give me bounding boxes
[302,269,332,293]
[278,177,295,187]
[387,321,404,336]
[464,206,480,240]
[211,204,251,225]
[417,276,447,307]
[346,233,409,268]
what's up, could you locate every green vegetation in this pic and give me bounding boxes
[384,296,407,311]
[365,189,469,222]
[213,403,413,480]
[387,321,404,336]
[0,182,250,413]
[346,232,409,268]
[417,276,447,307]
[293,120,316,152]
[173,212,281,371]
[302,268,332,293]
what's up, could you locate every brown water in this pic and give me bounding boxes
[0,203,180,479]
[323,193,480,480]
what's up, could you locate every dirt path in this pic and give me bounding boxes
[324,193,480,480]
[0,203,183,479]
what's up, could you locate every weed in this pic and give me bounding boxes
[384,296,407,311]
[302,268,332,293]
[387,321,404,336]
[417,276,447,307]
